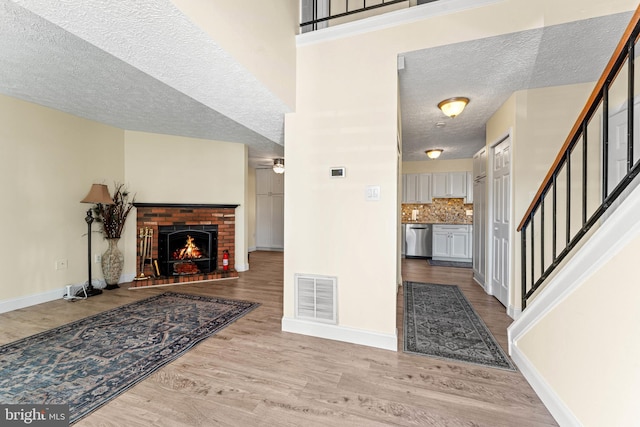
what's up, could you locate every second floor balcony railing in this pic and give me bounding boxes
[300,0,440,33]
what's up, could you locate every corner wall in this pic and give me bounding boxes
[0,94,124,309]
[123,131,249,273]
[509,175,640,426]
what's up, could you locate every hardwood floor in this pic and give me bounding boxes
[0,252,557,426]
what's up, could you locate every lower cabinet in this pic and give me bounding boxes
[432,224,472,261]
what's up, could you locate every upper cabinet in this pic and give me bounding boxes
[431,172,467,198]
[473,148,487,180]
[403,173,431,203]
[256,168,284,195]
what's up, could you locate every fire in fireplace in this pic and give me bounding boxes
[173,235,206,260]
[158,225,218,276]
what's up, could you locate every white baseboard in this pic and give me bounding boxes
[281,317,398,351]
[121,273,136,283]
[510,344,580,426]
[255,247,283,252]
[0,288,65,314]
[235,263,249,272]
[507,304,521,320]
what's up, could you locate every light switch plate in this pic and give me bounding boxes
[365,185,381,201]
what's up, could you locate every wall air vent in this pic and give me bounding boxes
[294,274,337,324]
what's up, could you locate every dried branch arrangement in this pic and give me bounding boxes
[94,183,135,239]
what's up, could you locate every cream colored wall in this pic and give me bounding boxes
[170,0,298,109]
[486,84,593,309]
[517,231,640,425]
[247,167,257,251]
[0,94,124,302]
[512,83,594,308]
[402,159,473,174]
[288,0,636,343]
[123,131,249,272]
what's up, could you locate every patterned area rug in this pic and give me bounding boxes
[0,292,259,424]
[403,282,515,371]
[427,259,472,268]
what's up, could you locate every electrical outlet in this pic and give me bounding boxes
[55,259,68,270]
[95,254,101,263]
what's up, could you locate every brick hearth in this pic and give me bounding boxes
[130,203,239,288]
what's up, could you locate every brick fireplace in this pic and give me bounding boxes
[131,203,239,288]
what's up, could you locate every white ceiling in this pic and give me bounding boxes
[0,0,290,166]
[399,11,633,161]
[0,1,633,165]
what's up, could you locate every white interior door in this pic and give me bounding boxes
[608,109,629,195]
[491,137,511,307]
[608,104,640,195]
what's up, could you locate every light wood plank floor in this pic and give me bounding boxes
[0,251,557,426]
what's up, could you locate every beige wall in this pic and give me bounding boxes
[516,221,640,425]
[513,83,593,308]
[170,0,298,109]
[287,0,637,345]
[0,94,252,307]
[124,131,249,272]
[247,167,257,251]
[0,94,124,302]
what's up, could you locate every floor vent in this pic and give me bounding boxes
[294,274,337,324]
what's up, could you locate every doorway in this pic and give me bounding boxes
[489,135,511,308]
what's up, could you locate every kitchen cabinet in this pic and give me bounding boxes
[472,176,487,287]
[256,168,284,250]
[432,172,467,199]
[432,224,472,261]
[472,147,487,288]
[473,148,487,180]
[466,172,473,204]
[402,173,431,203]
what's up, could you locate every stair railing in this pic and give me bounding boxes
[518,6,640,310]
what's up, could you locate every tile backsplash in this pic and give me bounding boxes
[402,198,473,224]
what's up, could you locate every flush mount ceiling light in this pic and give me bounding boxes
[273,158,285,174]
[437,97,469,118]
[425,149,443,159]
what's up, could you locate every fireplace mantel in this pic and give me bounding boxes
[133,203,239,209]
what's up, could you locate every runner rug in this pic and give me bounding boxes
[0,292,259,424]
[403,281,515,371]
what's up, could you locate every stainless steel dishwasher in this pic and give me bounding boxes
[405,223,432,258]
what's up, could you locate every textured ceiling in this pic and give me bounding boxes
[0,1,633,165]
[399,11,633,161]
[0,0,290,164]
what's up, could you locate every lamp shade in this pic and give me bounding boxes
[81,184,114,204]
[425,149,443,159]
[437,97,469,118]
[273,158,285,174]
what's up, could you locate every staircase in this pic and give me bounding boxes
[508,6,640,425]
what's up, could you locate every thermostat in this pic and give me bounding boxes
[330,167,346,178]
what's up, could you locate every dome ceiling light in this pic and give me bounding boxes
[437,97,469,118]
[425,149,443,159]
[273,158,285,174]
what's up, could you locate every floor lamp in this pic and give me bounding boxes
[80,184,113,297]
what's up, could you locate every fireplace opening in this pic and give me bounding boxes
[158,225,218,276]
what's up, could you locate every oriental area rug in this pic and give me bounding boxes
[403,282,515,371]
[0,292,259,424]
